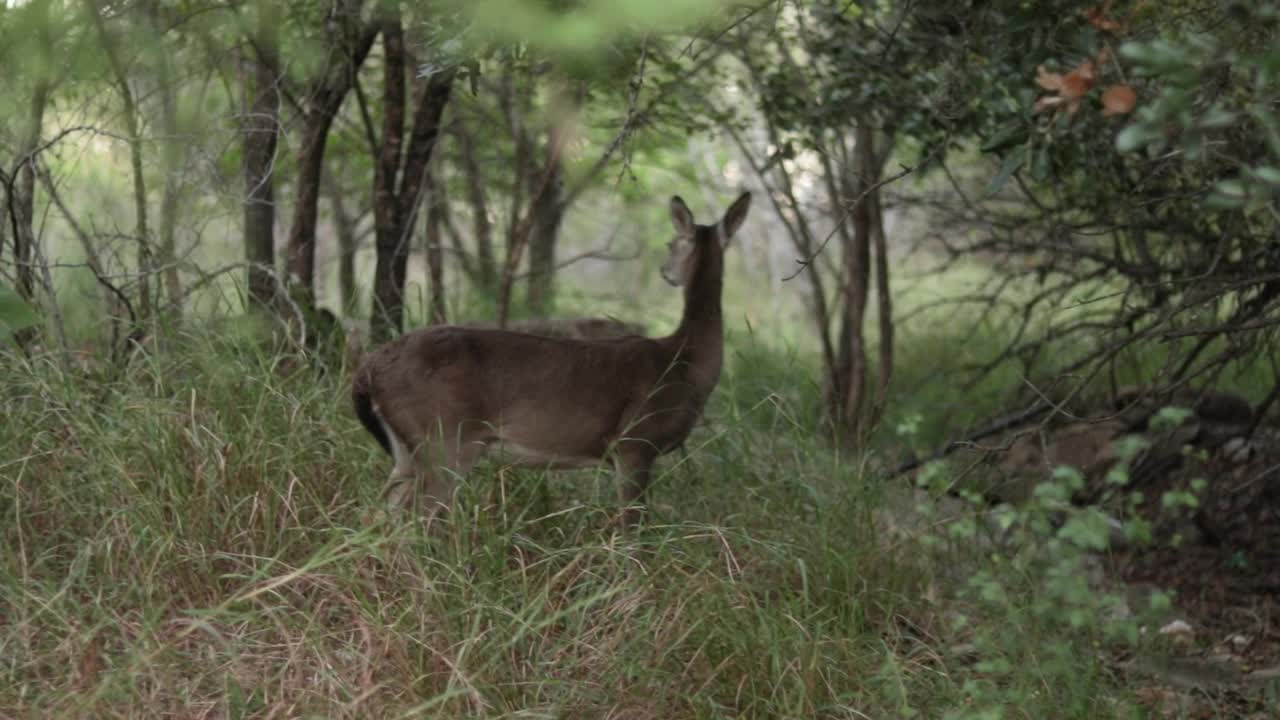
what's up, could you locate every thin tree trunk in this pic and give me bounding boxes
[13,79,48,303]
[870,174,894,425]
[831,124,886,444]
[244,21,280,310]
[495,63,535,327]
[0,180,7,276]
[284,11,377,306]
[424,158,448,325]
[149,1,183,319]
[287,119,334,301]
[525,153,561,315]
[328,181,359,315]
[370,11,407,340]
[369,7,456,341]
[500,62,531,257]
[526,80,577,316]
[87,0,153,324]
[454,118,496,292]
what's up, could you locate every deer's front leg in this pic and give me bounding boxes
[615,445,657,528]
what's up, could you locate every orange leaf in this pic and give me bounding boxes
[1085,8,1122,31]
[1036,65,1064,91]
[1060,60,1096,98]
[1084,0,1124,31]
[1101,84,1137,116]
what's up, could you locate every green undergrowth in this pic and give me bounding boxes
[0,323,1150,718]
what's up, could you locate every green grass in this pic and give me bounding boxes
[0,321,1151,719]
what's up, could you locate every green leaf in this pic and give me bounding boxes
[980,120,1027,154]
[1216,178,1247,196]
[1254,166,1280,185]
[980,146,1026,199]
[1115,123,1159,152]
[1205,191,1245,209]
[1199,106,1236,128]
[1151,405,1193,431]
[1059,509,1112,550]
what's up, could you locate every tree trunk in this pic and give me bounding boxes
[243,23,280,310]
[495,62,535,327]
[828,124,888,445]
[12,79,48,303]
[525,155,561,315]
[283,12,377,306]
[328,181,359,315]
[454,119,497,292]
[424,158,448,325]
[149,1,183,319]
[87,0,153,324]
[0,179,7,277]
[870,177,894,424]
[370,12,408,340]
[368,8,456,342]
[286,119,334,301]
[527,80,577,316]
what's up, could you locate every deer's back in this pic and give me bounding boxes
[359,325,705,455]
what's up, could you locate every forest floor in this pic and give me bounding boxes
[2,324,1278,718]
[914,389,1280,719]
[1109,423,1280,719]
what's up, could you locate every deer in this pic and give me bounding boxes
[350,191,752,526]
[460,315,647,341]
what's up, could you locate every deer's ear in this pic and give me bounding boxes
[669,196,695,236]
[718,191,752,246]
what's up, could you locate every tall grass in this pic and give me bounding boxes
[0,321,1151,719]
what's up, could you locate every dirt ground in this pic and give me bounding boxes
[1104,422,1280,718]
[913,388,1280,716]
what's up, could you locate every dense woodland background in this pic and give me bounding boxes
[3,0,1280,717]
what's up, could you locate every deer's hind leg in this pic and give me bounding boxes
[384,417,486,522]
[380,418,421,512]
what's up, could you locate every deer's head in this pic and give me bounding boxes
[661,192,752,287]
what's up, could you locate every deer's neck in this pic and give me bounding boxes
[672,248,724,389]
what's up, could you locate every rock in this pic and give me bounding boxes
[1222,437,1254,465]
[1128,654,1243,688]
[1158,619,1194,644]
[1246,665,1280,684]
[1193,391,1254,426]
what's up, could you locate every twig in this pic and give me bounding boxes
[781,162,917,281]
[680,0,776,61]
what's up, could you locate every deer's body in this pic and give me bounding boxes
[351,192,751,524]
[461,316,647,340]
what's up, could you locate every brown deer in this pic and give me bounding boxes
[351,192,751,525]
[460,316,647,340]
